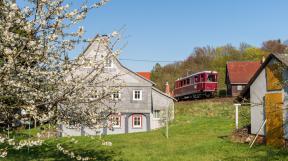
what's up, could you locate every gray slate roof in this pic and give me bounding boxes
[273,53,288,66]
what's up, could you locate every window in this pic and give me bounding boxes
[153,110,160,119]
[111,91,121,100]
[111,115,121,128]
[105,59,113,68]
[132,115,142,128]
[133,90,142,100]
[208,74,216,82]
[187,79,190,84]
[194,76,199,82]
[200,74,205,82]
[237,85,243,91]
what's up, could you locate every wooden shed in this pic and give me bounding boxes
[239,53,288,147]
[225,61,261,97]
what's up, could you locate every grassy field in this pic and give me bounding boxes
[2,98,288,161]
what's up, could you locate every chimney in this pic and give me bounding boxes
[165,81,171,96]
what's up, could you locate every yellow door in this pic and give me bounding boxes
[265,93,284,147]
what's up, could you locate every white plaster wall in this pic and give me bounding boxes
[150,117,164,130]
[83,127,103,136]
[62,126,81,137]
[250,69,266,135]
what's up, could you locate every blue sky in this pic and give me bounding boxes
[20,0,288,71]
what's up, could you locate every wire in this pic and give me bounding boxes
[119,58,179,63]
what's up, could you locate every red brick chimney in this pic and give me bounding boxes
[165,81,171,96]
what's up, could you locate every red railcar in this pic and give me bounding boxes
[174,71,218,100]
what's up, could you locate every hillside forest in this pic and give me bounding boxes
[150,40,287,95]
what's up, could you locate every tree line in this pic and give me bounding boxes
[151,40,287,94]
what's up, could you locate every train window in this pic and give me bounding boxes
[194,76,199,82]
[200,74,205,82]
[187,79,190,84]
[180,81,183,87]
[208,75,216,82]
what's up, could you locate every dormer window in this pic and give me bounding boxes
[105,59,113,68]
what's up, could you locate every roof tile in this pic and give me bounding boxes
[227,61,261,84]
[137,72,151,80]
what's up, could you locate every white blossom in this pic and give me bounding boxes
[0,0,118,158]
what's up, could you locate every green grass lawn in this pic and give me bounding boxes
[2,99,288,161]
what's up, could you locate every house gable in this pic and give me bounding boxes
[113,59,154,87]
[238,53,288,101]
[79,35,154,87]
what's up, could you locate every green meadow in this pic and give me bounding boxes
[2,99,288,161]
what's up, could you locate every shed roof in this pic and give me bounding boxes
[226,61,261,84]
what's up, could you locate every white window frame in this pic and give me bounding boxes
[111,115,121,128]
[111,91,121,100]
[133,90,142,101]
[237,85,243,91]
[153,110,161,119]
[132,114,142,128]
[104,59,113,68]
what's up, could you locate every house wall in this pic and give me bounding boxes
[250,69,267,135]
[126,113,148,133]
[105,115,126,135]
[226,83,246,97]
[115,87,152,113]
[61,125,104,137]
[60,36,174,137]
[227,84,232,96]
[151,89,174,129]
[283,70,288,139]
[250,59,288,139]
[231,84,246,97]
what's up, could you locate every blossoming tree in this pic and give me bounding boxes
[0,0,122,159]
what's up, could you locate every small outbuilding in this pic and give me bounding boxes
[225,61,261,97]
[239,53,288,147]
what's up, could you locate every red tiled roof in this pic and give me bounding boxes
[137,72,151,80]
[226,61,261,84]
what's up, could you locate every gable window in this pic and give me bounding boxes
[105,59,113,68]
[133,90,142,101]
[132,115,142,128]
[111,91,121,100]
[153,110,160,119]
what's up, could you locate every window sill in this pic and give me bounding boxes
[133,126,142,129]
